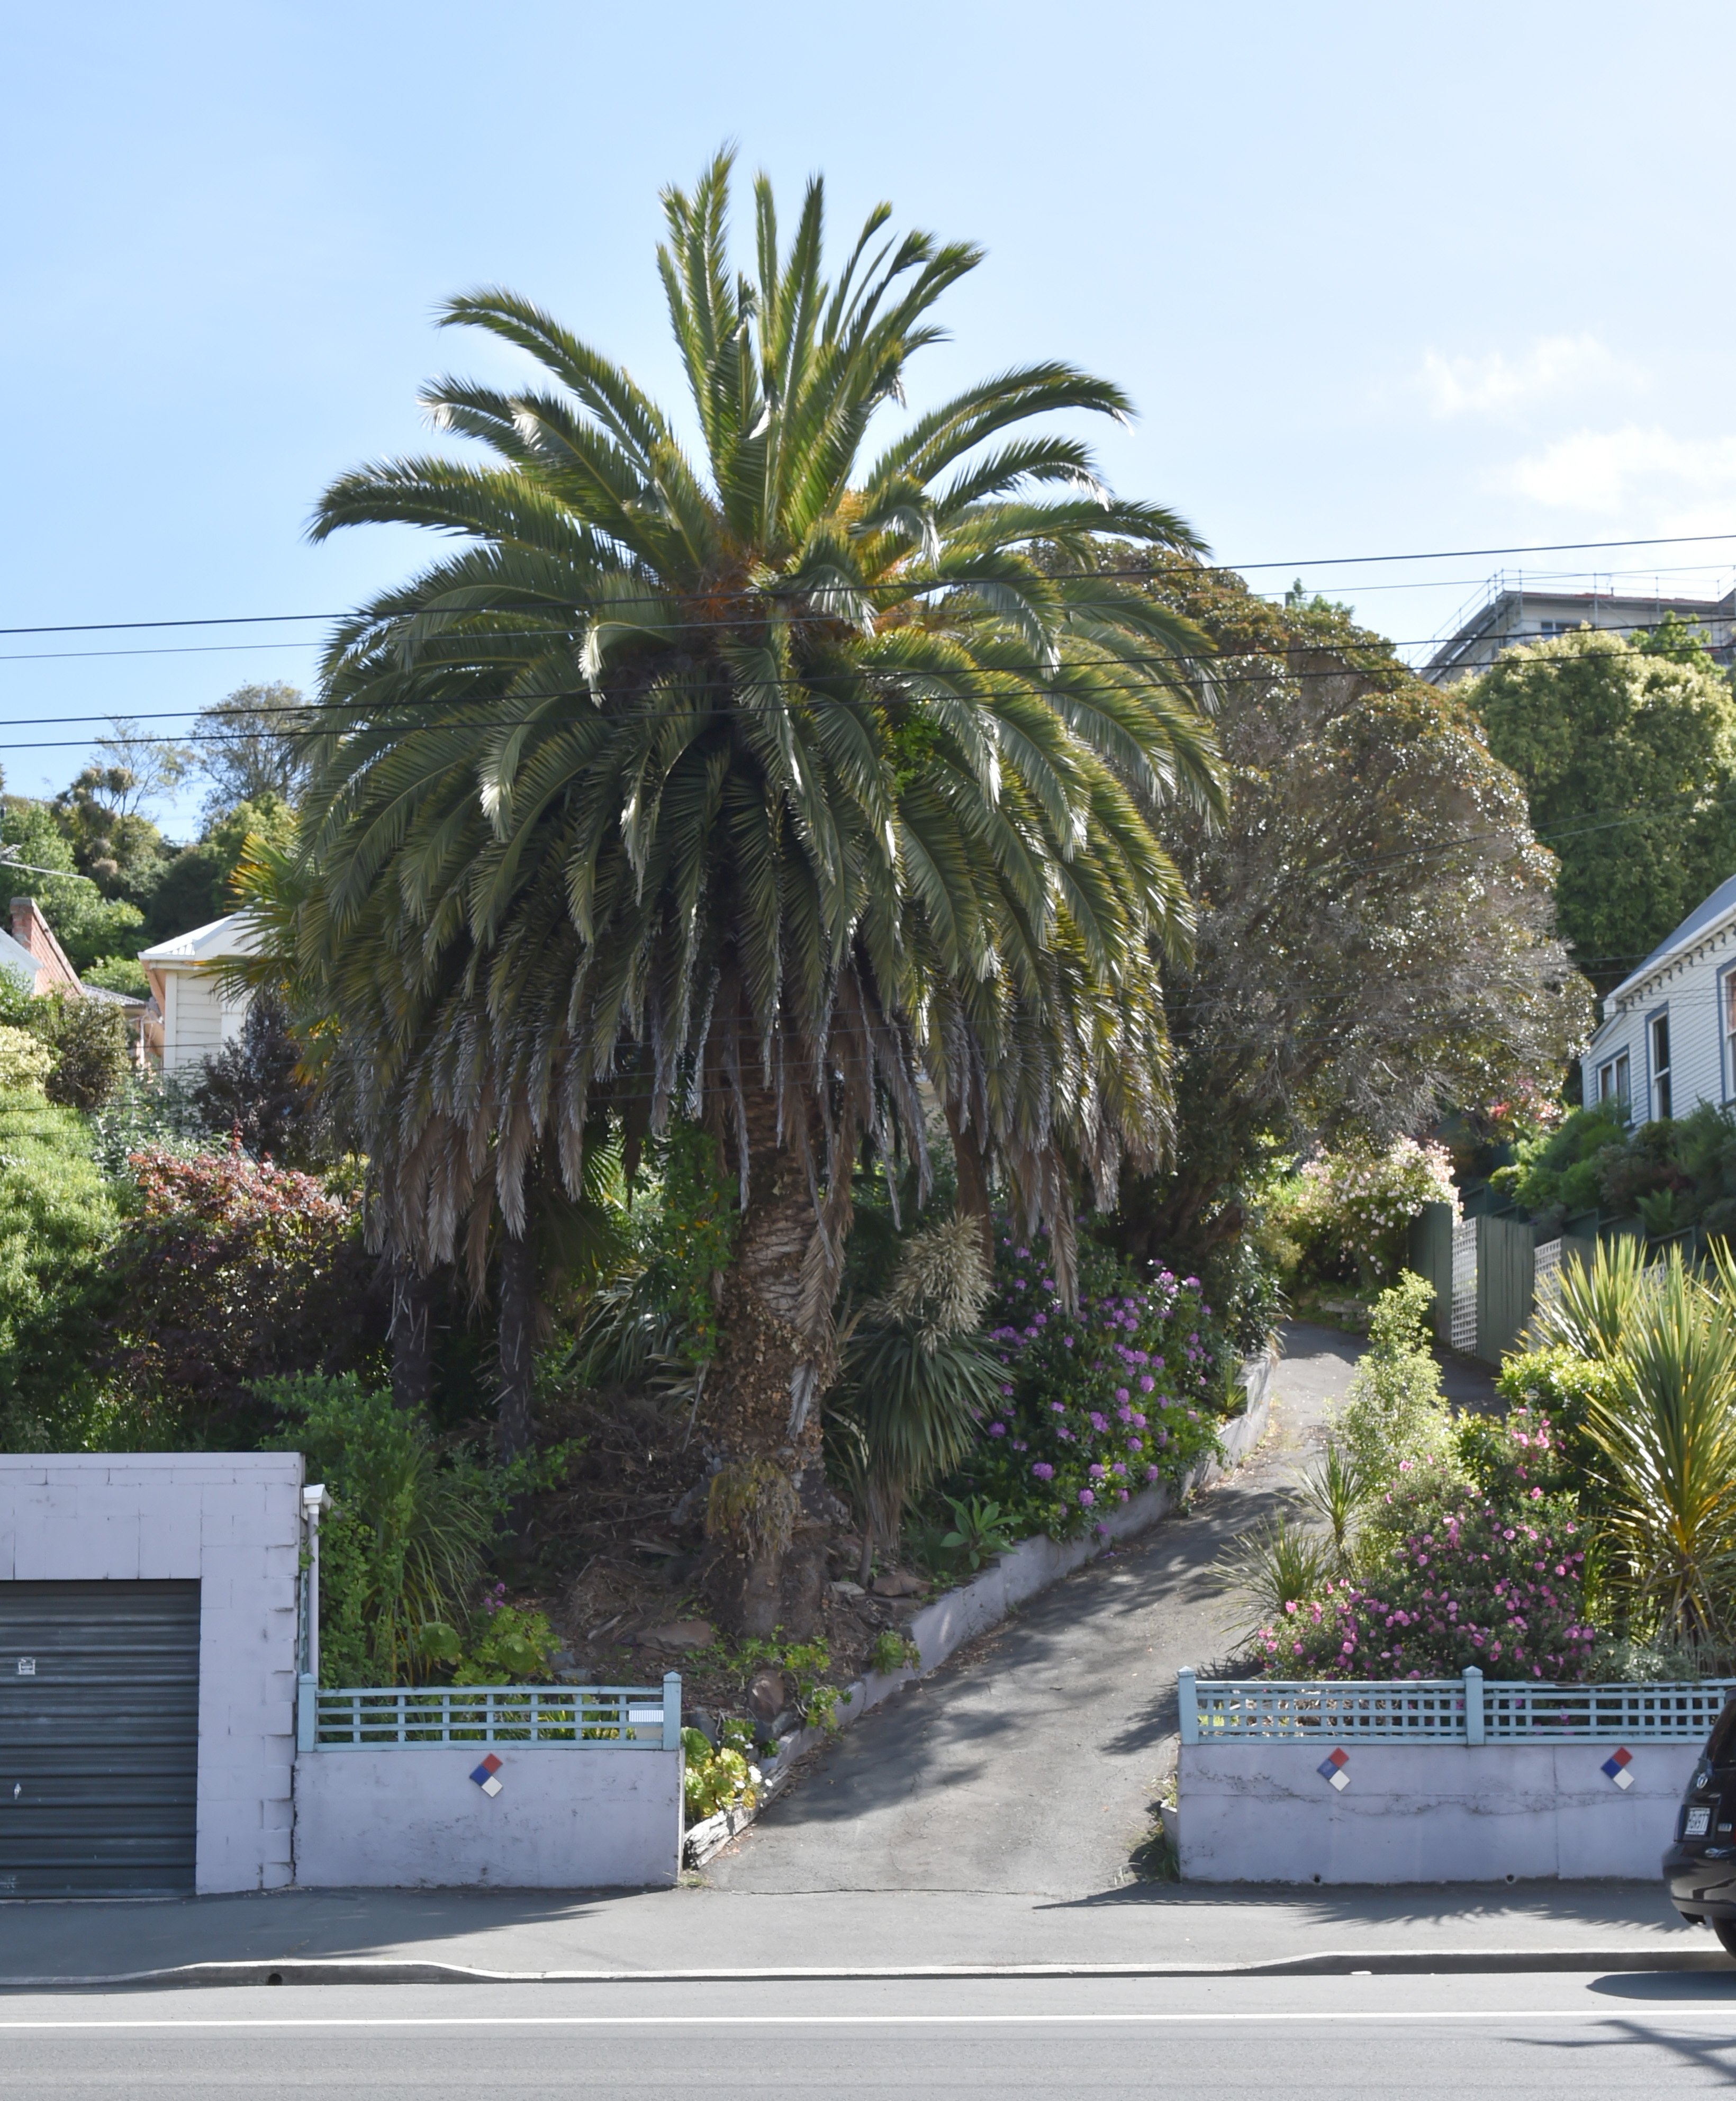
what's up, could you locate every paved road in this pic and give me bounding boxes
[705,1324,1364,1899]
[2,1971,1731,2097]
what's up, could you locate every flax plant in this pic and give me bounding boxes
[1585,1250,1736,1647]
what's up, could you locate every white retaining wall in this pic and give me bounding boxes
[1179,1738,1699,1882]
[0,1453,303,1893]
[293,1745,684,1889]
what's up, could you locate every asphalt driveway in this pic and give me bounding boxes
[703,1322,1371,1899]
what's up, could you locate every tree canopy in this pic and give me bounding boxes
[1109,565,1589,1268]
[1462,620,1736,993]
[288,149,1222,1629]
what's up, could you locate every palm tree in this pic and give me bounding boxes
[296,151,1222,1632]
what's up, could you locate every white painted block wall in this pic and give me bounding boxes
[293,1745,684,1889]
[0,1453,303,1894]
[1179,1739,1698,1882]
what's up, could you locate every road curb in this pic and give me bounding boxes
[2,1945,1730,1989]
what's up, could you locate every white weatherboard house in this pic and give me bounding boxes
[137,910,258,1074]
[1581,872,1736,1125]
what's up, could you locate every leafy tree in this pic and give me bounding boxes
[1462,624,1736,992]
[1109,566,1587,1270]
[195,683,314,823]
[52,769,175,903]
[290,153,1219,1631]
[139,793,297,944]
[1,797,147,971]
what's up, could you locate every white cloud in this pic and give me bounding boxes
[1418,333,1638,418]
[1503,424,1736,516]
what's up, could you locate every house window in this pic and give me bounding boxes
[1650,1012,1672,1122]
[1598,1050,1630,1112]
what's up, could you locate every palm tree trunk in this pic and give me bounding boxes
[946,1099,994,1273]
[390,1255,433,1412]
[496,1226,537,1463]
[703,1084,841,1638]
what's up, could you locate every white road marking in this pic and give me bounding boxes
[0,2009,1731,2030]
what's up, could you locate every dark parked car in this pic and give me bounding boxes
[1664,1694,1736,1955]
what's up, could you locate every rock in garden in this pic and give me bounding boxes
[642,1619,715,1651]
[747,1669,788,1721]
[871,1570,928,1598]
[829,1580,866,1599]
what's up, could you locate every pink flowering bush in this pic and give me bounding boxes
[950,1229,1226,1540]
[1253,1409,1594,1680]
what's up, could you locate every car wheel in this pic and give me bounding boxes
[1715,1919,1736,1960]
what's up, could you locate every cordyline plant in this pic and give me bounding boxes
[280,151,1222,1633]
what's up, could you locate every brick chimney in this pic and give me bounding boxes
[9,897,82,997]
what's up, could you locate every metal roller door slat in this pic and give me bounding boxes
[0,1580,200,1896]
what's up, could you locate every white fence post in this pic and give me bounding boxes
[662,1673,682,1752]
[1178,1667,1199,1746]
[1463,1665,1484,1746]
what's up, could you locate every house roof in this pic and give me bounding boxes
[0,927,39,991]
[137,910,261,967]
[1607,871,1736,1007]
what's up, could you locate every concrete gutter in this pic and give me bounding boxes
[6,1940,1732,1990]
[685,1355,1276,1867]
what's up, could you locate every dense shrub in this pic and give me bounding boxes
[0,1089,124,1447]
[40,996,129,1112]
[951,1232,1226,1540]
[261,1372,501,1687]
[111,1140,385,1440]
[190,995,324,1167]
[0,1027,51,1093]
[1332,1272,1458,1486]
[1252,1412,1594,1680]
[1289,1138,1455,1287]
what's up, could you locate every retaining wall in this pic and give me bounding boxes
[293,1744,684,1889]
[1178,1738,1697,1882]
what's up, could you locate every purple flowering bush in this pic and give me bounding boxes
[950,1230,1228,1540]
[1252,1410,1595,1680]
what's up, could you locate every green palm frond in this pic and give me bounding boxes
[285,153,1219,1296]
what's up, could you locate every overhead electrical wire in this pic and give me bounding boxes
[1,527,1734,642]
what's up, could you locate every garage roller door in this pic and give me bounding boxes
[0,1580,200,1895]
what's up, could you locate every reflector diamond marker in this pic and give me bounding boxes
[1318,1747,1350,1791]
[470,1752,504,1797]
[1602,1747,1634,1790]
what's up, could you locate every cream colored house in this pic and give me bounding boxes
[138,910,259,1072]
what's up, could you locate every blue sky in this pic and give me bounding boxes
[5,0,1734,833]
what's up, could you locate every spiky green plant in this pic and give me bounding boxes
[1526,1232,1654,1360]
[1294,1440,1370,1563]
[1586,1249,1736,1646]
[291,150,1220,1630]
[1213,1515,1340,1640]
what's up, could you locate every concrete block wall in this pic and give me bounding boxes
[293,1745,685,1889]
[0,1453,303,1894]
[1179,1738,1700,1882]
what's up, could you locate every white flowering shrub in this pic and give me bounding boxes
[1294,1137,1455,1286]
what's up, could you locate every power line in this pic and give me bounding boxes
[2,529,1734,641]
[0,611,1723,715]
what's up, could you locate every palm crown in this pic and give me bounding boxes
[297,151,1220,1623]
